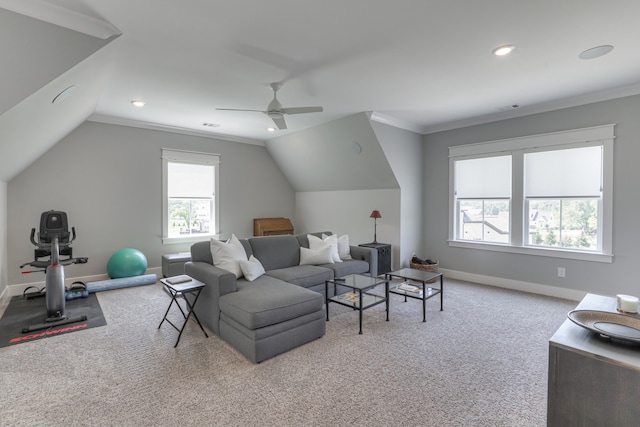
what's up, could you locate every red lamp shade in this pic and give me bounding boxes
[369,210,382,219]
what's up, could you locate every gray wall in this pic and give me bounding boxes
[423,94,640,297]
[269,112,404,268]
[290,118,422,268]
[7,121,294,286]
[372,121,423,268]
[290,117,423,271]
[0,8,117,183]
[0,8,111,118]
[0,182,7,299]
[295,188,401,264]
[266,113,398,192]
[7,93,640,299]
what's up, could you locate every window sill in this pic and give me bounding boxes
[448,240,613,263]
[163,234,218,245]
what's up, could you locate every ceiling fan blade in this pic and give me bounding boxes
[216,108,266,113]
[271,115,287,130]
[282,106,323,115]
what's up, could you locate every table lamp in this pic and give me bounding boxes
[369,210,382,243]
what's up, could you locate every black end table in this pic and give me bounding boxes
[358,243,391,276]
[159,276,208,347]
[386,268,443,322]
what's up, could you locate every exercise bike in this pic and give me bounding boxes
[19,210,89,333]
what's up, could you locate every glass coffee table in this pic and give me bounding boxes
[325,274,389,334]
[386,268,443,322]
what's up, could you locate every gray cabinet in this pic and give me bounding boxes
[548,294,640,427]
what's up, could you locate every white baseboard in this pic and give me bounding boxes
[0,285,9,314]
[440,268,586,302]
[3,266,581,310]
[5,266,162,298]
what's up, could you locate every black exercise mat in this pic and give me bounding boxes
[0,293,106,347]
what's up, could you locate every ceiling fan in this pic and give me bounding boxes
[217,82,323,130]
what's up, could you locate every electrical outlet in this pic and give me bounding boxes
[557,267,566,278]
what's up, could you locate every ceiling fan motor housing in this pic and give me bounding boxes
[267,98,283,113]
[217,82,322,130]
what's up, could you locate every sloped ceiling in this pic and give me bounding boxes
[0,7,116,182]
[5,1,640,187]
[6,1,640,144]
[266,112,398,192]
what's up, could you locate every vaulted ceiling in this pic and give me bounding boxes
[2,0,640,182]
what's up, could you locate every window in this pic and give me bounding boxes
[455,155,511,243]
[449,125,614,262]
[162,149,220,243]
[524,146,602,251]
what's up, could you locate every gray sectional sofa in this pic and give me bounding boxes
[184,232,378,363]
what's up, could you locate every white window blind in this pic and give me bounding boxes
[455,155,511,198]
[448,124,614,262]
[161,148,220,243]
[167,163,214,198]
[524,146,602,198]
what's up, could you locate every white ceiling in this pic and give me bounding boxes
[6,0,640,142]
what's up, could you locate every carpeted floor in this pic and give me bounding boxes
[0,278,577,426]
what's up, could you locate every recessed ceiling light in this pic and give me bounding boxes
[267,127,276,132]
[131,100,145,107]
[492,45,515,56]
[579,45,614,60]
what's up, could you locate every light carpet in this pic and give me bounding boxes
[0,279,577,426]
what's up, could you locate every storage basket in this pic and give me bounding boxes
[410,260,439,283]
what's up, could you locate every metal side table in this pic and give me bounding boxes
[159,276,208,347]
[386,268,443,322]
[326,274,389,334]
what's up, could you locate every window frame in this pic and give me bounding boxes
[162,148,220,244]
[454,153,513,244]
[448,124,614,263]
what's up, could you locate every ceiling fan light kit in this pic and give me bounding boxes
[217,82,323,130]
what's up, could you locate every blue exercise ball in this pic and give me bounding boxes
[107,248,148,279]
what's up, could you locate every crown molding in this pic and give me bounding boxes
[369,111,427,134]
[88,114,265,146]
[423,83,640,135]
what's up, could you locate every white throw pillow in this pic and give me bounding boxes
[324,233,352,260]
[299,245,334,265]
[209,234,246,278]
[309,234,341,263]
[239,255,266,282]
